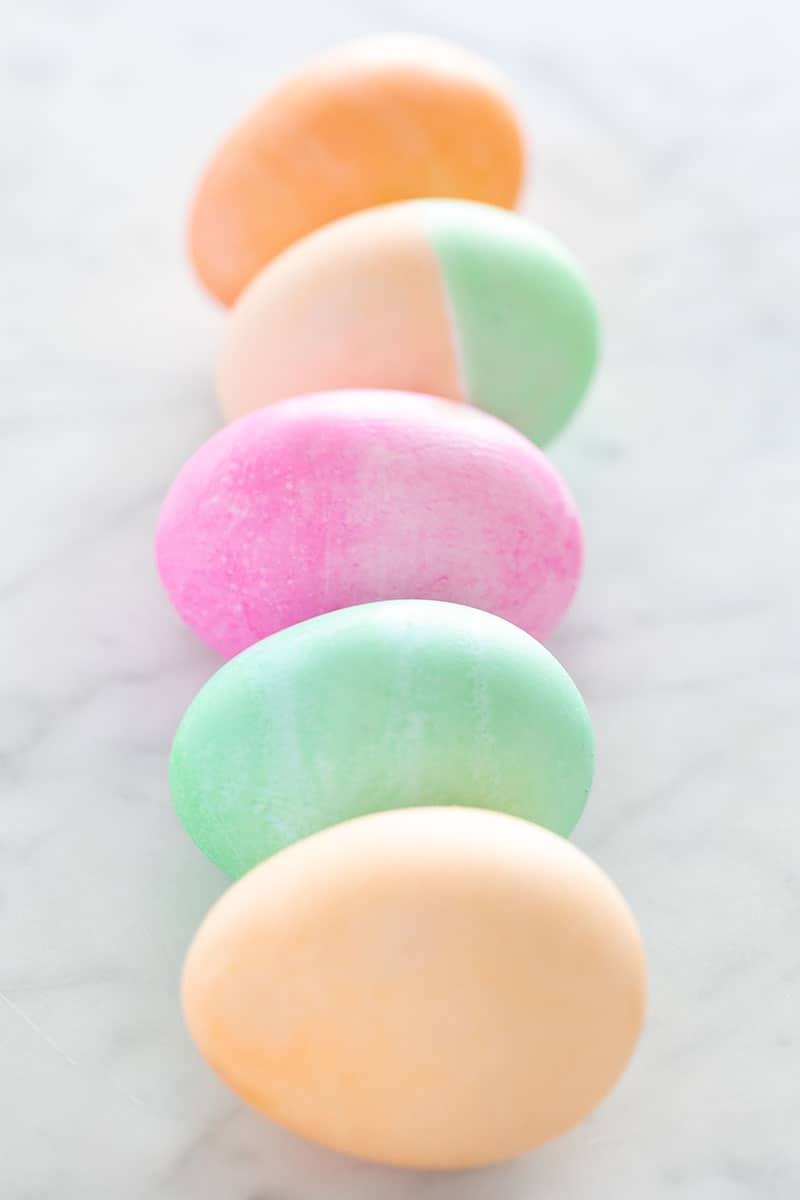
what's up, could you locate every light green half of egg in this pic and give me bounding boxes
[422,199,601,445]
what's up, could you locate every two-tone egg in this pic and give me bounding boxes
[219,199,599,445]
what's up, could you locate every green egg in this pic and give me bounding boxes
[170,600,594,877]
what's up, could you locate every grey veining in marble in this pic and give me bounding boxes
[2,1,799,1197]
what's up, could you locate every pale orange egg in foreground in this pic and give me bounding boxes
[189,34,525,305]
[183,808,646,1169]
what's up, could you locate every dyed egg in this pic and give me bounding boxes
[189,35,524,306]
[219,199,599,445]
[156,391,582,659]
[170,600,594,876]
[183,807,646,1168]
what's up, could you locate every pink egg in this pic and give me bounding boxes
[156,391,582,658]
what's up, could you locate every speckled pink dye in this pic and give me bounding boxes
[156,391,582,658]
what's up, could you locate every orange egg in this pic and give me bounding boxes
[183,808,646,1169]
[189,35,525,305]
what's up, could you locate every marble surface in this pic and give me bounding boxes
[3,2,798,1196]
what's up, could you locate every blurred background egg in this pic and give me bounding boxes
[156,390,582,658]
[219,199,599,445]
[182,807,647,1169]
[170,600,595,876]
[189,34,525,305]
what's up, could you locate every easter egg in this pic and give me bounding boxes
[189,35,524,306]
[169,600,594,876]
[219,199,599,445]
[182,807,646,1168]
[156,391,582,659]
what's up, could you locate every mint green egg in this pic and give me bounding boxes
[170,601,594,878]
[424,199,600,445]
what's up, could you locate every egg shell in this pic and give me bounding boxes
[182,807,646,1169]
[170,600,594,876]
[189,35,524,305]
[156,391,582,658]
[219,199,599,446]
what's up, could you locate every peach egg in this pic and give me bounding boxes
[183,808,647,1169]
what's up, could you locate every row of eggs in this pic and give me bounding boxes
[165,34,646,1173]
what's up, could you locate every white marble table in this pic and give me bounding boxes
[3,2,798,1196]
